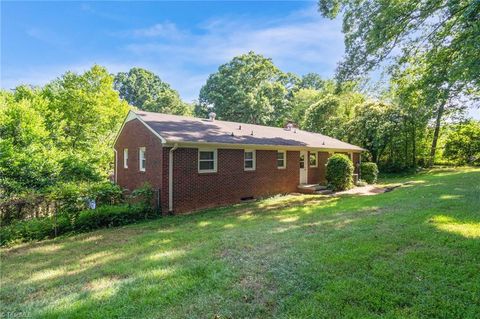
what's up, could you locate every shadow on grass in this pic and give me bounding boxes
[1,168,479,318]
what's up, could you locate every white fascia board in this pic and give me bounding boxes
[162,141,363,153]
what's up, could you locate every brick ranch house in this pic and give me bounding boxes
[113,110,364,214]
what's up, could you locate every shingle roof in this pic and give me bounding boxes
[134,110,364,151]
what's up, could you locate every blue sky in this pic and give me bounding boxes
[1,1,478,119]
[2,1,343,100]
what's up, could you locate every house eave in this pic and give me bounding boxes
[162,141,364,153]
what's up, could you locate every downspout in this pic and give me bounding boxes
[168,143,179,213]
[113,149,118,183]
[359,152,362,181]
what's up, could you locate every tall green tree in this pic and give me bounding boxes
[114,67,191,115]
[318,0,480,165]
[301,90,365,142]
[198,52,289,126]
[41,65,130,180]
[351,101,402,164]
[298,73,326,90]
[0,90,60,194]
[444,120,480,165]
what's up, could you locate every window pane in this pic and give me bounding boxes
[309,153,317,166]
[245,160,253,168]
[277,159,284,167]
[200,152,213,160]
[244,152,253,160]
[199,161,214,170]
[277,152,284,160]
[199,151,214,160]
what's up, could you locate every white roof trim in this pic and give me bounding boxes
[113,110,167,146]
[163,141,363,153]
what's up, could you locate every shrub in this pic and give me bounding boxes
[75,204,156,231]
[47,182,90,214]
[130,183,154,207]
[326,154,354,191]
[0,204,157,246]
[88,182,123,206]
[360,162,379,184]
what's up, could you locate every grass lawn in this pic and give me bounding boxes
[1,168,479,318]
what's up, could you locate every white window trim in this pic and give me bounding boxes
[123,148,128,169]
[277,150,287,169]
[309,152,318,167]
[198,149,217,173]
[244,149,256,171]
[139,147,146,172]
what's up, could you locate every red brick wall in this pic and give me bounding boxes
[353,153,361,174]
[166,148,300,213]
[318,152,330,184]
[114,119,163,195]
[114,119,360,214]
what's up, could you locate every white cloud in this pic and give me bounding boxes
[133,23,182,37]
[2,5,345,103]
[124,14,344,72]
[114,22,186,39]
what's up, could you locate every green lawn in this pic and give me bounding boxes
[1,168,479,318]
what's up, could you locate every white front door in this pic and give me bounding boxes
[299,151,307,184]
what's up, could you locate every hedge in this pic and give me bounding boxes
[361,162,379,184]
[326,154,354,191]
[0,204,158,246]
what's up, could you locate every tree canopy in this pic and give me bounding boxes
[198,52,290,126]
[444,120,480,165]
[114,67,191,115]
[0,66,129,196]
[318,0,480,164]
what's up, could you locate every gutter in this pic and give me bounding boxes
[168,143,179,213]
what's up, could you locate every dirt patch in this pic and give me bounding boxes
[335,185,389,196]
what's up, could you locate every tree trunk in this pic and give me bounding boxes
[412,122,416,168]
[429,99,447,167]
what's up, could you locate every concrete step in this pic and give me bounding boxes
[316,189,334,195]
[297,184,328,194]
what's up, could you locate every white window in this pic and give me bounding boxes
[198,149,217,173]
[139,147,146,171]
[123,148,128,168]
[277,151,286,169]
[309,152,317,167]
[244,150,256,171]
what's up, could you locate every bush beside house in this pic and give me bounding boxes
[326,154,354,191]
[0,183,158,246]
[360,162,379,184]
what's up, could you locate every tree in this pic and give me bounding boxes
[351,101,402,164]
[300,89,365,141]
[302,94,341,134]
[298,73,325,90]
[317,0,479,86]
[318,0,480,165]
[0,91,60,194]
[114,67,191,115]
[41,65,130,180]
[198,51,289,126]
[444,121,480,165]
[289,88,324,125]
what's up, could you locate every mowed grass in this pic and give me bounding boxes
[1,168,479,318]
